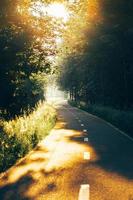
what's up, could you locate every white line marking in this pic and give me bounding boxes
[78,184,90,200]
[83,129,87,133]
[74,107,133,142]
[83,152,90,160]
[84,138,89,142]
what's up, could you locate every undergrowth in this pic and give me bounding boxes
[0,101,56,172]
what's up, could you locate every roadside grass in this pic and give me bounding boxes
[69,100,133,138]
[0,101,57,173]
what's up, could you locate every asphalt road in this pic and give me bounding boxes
[0,101,133,200]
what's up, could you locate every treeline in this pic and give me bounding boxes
[59,0,133,110]
[0,0,54,118]
[0,0,58,172]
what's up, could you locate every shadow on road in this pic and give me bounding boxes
[67,123,133,180]
[0,114,133,200]
[59,103,133,180]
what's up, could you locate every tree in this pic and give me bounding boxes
[58,0,133,109]
[0,0,61,116]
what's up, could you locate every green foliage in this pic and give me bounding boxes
[0,24,52,116]
[59,0,133,110]
[0,0,58,117]
[0,102,56,173]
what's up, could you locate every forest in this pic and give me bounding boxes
[0,0,58,172]
[0,0,58,117]
[0,1,133,199]
[0,0,133,172]
[58,0,133,137]
[59,0,133,109]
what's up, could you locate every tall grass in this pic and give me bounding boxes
[0,101,57,172]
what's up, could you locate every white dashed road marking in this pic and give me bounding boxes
[83,129,87,133]
[78,184,90,200]
[83,152,90,160]
[84,138,89,142]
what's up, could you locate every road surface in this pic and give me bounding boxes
[0,101,133,200]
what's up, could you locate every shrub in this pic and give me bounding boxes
[0,102,56,172]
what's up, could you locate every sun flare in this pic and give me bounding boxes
[48,3,69,22]
[29,2,69,22]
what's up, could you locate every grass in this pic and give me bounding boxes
[0,101,57,173]
[69,100,133,138]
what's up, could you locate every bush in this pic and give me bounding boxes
[0,102,56,172]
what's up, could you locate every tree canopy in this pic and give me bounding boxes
[58,0,133,109]
[0,0,63,117]
[0,0,133,118]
